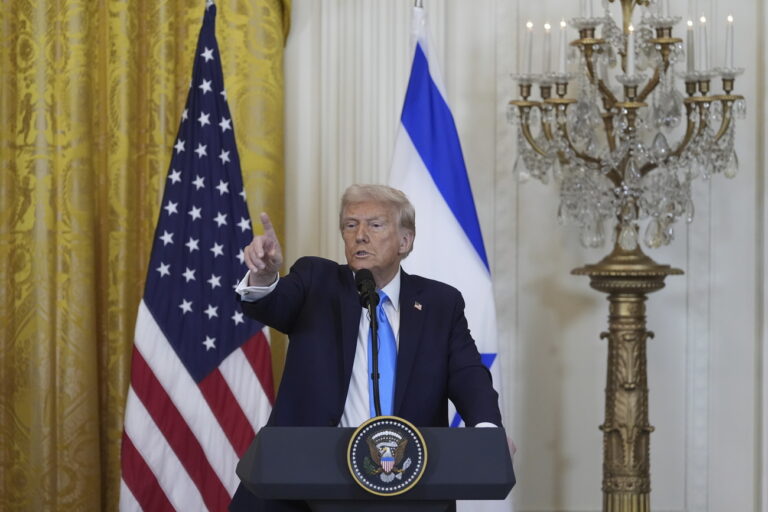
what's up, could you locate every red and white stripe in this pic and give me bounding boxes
[120,300,274,511]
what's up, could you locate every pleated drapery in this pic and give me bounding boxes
[0,1,289,509]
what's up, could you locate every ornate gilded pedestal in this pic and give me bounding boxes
[506,0,745,508]
[573,242,682,512]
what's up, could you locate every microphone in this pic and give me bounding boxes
[355,269,379,308]
[355,268,382,416]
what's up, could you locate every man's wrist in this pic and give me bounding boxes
[237,271,279,302]
[248,270,278,287]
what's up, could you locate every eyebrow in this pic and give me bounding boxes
[342,215,388,223]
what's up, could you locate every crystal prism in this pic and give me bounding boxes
[652,132,670,161]
[619,224,638,251]
[644,218,662,249]
[724,151,739,178]
[626,157,640,183]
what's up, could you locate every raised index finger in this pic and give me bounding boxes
[259,212,277,239]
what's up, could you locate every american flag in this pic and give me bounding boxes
[120,3,274,510]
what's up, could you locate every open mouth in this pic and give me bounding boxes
[355,251,370,257]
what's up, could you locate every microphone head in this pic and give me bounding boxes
[354,269,379,307]
[355,268,374,289]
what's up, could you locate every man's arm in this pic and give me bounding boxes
[445,291,503,427]
[238,211,305,332]
[237,258,316,334]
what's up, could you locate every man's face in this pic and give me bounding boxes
[341,200,413,287]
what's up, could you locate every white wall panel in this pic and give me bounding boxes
[761,1,768,508]
[283,0,765,510]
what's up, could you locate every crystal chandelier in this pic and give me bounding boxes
[508,0,745,250]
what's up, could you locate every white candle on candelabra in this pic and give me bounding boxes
[699,16,709,71]
[627,24,635,75]
[543,23,552,73]
[725,15,734,68]
[558,20,567,73]
[662,0,670,17]
[686,19,695,73]
[524,21,533,74]
[587,0,593,18]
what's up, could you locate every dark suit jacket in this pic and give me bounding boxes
[230,256,501,511]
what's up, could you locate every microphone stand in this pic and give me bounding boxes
[368,301,382,417]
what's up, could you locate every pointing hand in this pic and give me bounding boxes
[243,212,283,286]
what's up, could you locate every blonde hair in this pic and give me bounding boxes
[339,184,416,255]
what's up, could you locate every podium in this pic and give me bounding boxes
[236,426,515,512]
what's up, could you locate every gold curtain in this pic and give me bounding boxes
[0,0,289,510]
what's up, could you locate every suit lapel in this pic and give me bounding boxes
[394,269,424,414]
[338,265,361,389]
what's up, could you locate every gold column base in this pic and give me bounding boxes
[604,491,651,512]
[573,241,682,512]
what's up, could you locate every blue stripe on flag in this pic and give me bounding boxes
[400,43,489,271]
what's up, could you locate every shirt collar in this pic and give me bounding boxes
[380,268,401,312]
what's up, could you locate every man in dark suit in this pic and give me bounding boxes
[229,184,501,511]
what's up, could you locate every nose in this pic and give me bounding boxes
[355,224,369,243]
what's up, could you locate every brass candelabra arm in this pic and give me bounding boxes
[636,66,661,103]
[581,44,614,100]
[637,162,657,179]
[601,113,618,153]
[639,98,696,176]
[540,109,557,143]
[669,102,697,158]
[610,154,631,187]
[510,102,550,157]
[597,79,620,112]
[583,49,619,112]
[582,47,599,84]
[691,97,715,139]
[712,95,744,142]
[558,120,605,169]
[635,101,697,177]
[521,123,549,157]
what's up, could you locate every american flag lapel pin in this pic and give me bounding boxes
[414,301,422,311]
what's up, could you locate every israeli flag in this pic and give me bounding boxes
[389,6,503,436]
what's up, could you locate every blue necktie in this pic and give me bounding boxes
[369,290,397,417]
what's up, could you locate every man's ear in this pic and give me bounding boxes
[399,230,415,255]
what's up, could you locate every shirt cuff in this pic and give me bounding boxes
[473,422,498,428]
[235,271,279,302]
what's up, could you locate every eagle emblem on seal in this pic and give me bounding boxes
[364,430,412,482]
[348,417,427,495]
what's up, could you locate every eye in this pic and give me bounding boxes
[370,220,386,229]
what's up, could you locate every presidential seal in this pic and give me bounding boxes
[347,416,427,496]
